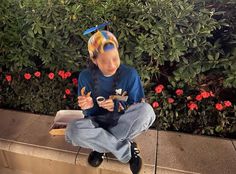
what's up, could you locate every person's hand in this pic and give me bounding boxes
[98,99,114,112]
[77,96,94,110]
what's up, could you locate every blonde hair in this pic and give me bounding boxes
[88,30,118,59]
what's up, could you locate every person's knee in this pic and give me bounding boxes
[66,119,93,142]
[139,102,155,117]
[137,103,156,126]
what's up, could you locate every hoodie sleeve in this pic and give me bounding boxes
[77,70,98,117]
[126,68,145,105]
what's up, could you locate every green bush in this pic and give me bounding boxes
[0,69,78,115]
[0,0,86,72]
[0,0,235,137]
[149,83,236,138]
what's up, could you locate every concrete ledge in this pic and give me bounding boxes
[0,109,157,174]
[1,109,236,174]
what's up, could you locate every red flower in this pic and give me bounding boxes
[24,73,31,80]
[175,89,183,96]
[65,71,71,78]
[195,94,202,101]
[187,102,198,110]
[215,103,223,111]
[58,70,66,79]
[167,98,174,104]
[58,70,64,75]
[34,71,41,77]
[5,75,12,82]
[152,101,159,108]
[200,91,210,98]
[224,101,232,107]
[58,70,71,79]
[155,84,164,94]
[72,78,78,86]
[65,89,71,95]
[48,72,55,80]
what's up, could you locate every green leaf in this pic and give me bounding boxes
[215,126,223,133]
[28,30,34,38]
[207,54,214,60]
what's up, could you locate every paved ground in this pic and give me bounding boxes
[157,131,236,174]
[0,109,236,174]
[0,168,31,174]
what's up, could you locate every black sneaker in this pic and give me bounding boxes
[88,151,105,167]
[129,142,142,174]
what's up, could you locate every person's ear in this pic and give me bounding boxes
[92,58,97,65]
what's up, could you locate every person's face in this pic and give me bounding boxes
[92,48,120,76]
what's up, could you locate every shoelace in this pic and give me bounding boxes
[103,153,109,162]
[133,147,140,158]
